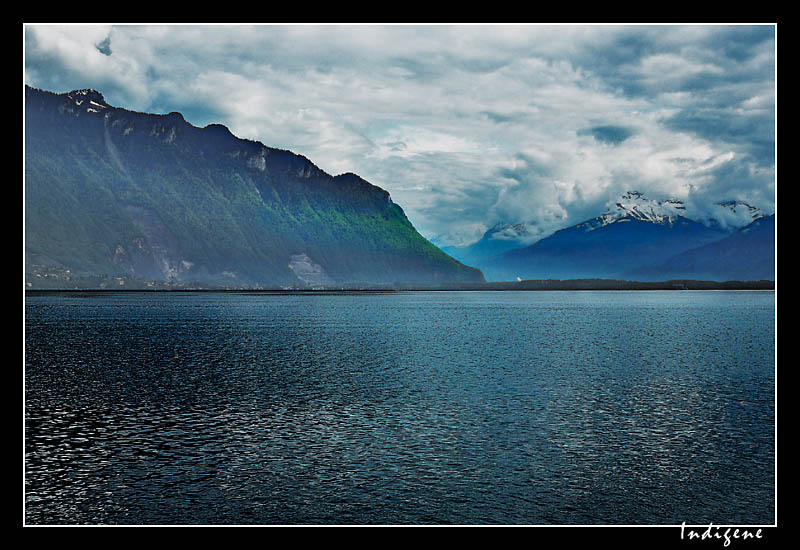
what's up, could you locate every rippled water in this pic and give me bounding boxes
[24,291,775,525]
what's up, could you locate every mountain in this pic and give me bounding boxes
[627,215,775,281]
[712,200,765,228]
[476,192,771,282]
[444,192,766,273]
[24,86,484,289]
[441,222,535,269]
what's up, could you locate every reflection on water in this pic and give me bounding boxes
[25,291,775,524]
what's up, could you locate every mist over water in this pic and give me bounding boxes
[25,291,775,524]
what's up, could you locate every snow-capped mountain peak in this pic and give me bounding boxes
[715,200,763,219]
[486,222,532,241]
[579,191,687,231]
[698,200,765,229]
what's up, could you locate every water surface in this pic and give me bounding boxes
[24,291,775,524]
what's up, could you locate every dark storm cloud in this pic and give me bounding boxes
[95,35,112,56]
[569,25,774,98]
[663,108,775,167]
[578,125,635,145]
[704,25,775,62]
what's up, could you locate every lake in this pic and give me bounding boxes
[24,290,776,525]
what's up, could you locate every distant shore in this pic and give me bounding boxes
[25,279,775,293]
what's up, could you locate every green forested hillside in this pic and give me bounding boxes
[25,86,483,288]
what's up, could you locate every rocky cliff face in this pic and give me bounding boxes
[24,86,484,288]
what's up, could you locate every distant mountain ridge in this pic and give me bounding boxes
[627,214,775,282]
[445,192,767,274]
[440,222,535,267]
[24,85,484,288]
[446,191,773,282]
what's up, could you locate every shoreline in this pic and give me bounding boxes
[24,279,776,294]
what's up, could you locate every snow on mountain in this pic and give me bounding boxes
[485,222,534,241]
[443,190,769,278]
[465,191,772,282]
[575,191,764,233]
[574,191,685,231]
[591,191,686,228]
[700,200,765,229]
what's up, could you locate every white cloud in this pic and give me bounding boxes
[638,53,725,80]
[24,24,775,247]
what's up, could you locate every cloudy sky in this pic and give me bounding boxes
[24,24,775,246]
